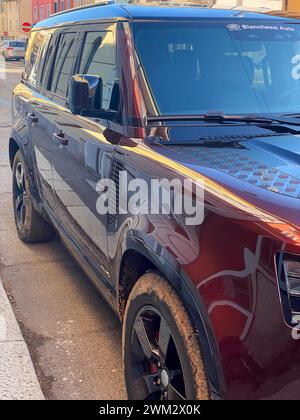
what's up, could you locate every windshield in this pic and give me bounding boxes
[133,21,300,117]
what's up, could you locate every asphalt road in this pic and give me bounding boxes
[0,61,126,400]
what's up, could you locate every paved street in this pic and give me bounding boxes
[0,61,126,400]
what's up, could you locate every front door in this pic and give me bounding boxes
[52,23,121,294]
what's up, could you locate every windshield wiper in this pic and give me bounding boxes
[203,113,300,127]
[203,112,275,124]
[280,113,300,118]
[147,113,273,124]
[147,112,300,126]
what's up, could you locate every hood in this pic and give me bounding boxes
[168,135,300,199]
[149,122,300,229]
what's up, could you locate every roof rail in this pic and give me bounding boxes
[51,0,115,18]
[50,0,217,18]
[130,0,216,6]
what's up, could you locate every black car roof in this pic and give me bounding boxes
[33,1,300,29]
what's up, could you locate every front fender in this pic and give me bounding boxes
[9,128,43,213]
[123,232,226,400]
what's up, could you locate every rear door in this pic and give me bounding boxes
[20,30,57,212]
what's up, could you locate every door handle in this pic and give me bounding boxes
[27,113,38,124]
[53,131,69,146]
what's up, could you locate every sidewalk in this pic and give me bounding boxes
[0,278,44,400]
[0,125,44,400]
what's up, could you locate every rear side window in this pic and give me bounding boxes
[28,32,52,87]
[24,31,50,84]
[79,30,117,110]
[50,32,77,97]
[40,35,58,90]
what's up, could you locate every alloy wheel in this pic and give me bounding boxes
[14,161,26,228]
[131,305,186,400]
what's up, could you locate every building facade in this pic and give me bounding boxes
[0,1,6,37]
[32,0,96,25]
[284,0,300,12]
[213,0,282,10]
[0,0,32,40]
[32,0,55,24]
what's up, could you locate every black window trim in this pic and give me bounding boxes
[76,22,123,124]
[23,22,117,95]
[23,20,126,125]
[50,30,78,96]
[46,29,80,93]
[39,31,60,91]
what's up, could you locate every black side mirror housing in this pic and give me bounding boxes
[68,74,103,115]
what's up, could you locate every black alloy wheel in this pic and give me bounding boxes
[14,160,27,229]
[131,305,186,400]
[123,272,210,401]
[12,150,54,243]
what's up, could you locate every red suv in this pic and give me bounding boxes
[9,1,300,400]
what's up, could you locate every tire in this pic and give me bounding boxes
[123,271,210,400]
[12,150,54,243]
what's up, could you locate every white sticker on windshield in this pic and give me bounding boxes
[227,24,242,31]
[226,24,295,32]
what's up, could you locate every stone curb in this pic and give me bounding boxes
[0,278,44,400]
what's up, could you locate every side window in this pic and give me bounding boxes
[27,31,52,87]
[23,31,49,84]
[40,35,58,90]
[51,32,77,97]
[79,30,118,110]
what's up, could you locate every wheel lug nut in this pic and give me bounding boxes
[156,377,161,386]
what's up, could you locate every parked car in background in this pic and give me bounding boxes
[8,1,300,400]
[0,40,26,61]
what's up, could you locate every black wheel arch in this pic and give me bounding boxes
[9,137,20,169]
[119,235,226,400]
[9,136,44,216]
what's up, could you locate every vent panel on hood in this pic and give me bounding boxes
[170,145,300,199]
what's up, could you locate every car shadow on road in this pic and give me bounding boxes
[0,189,126,400]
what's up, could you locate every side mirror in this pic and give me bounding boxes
[68,74,103,115]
